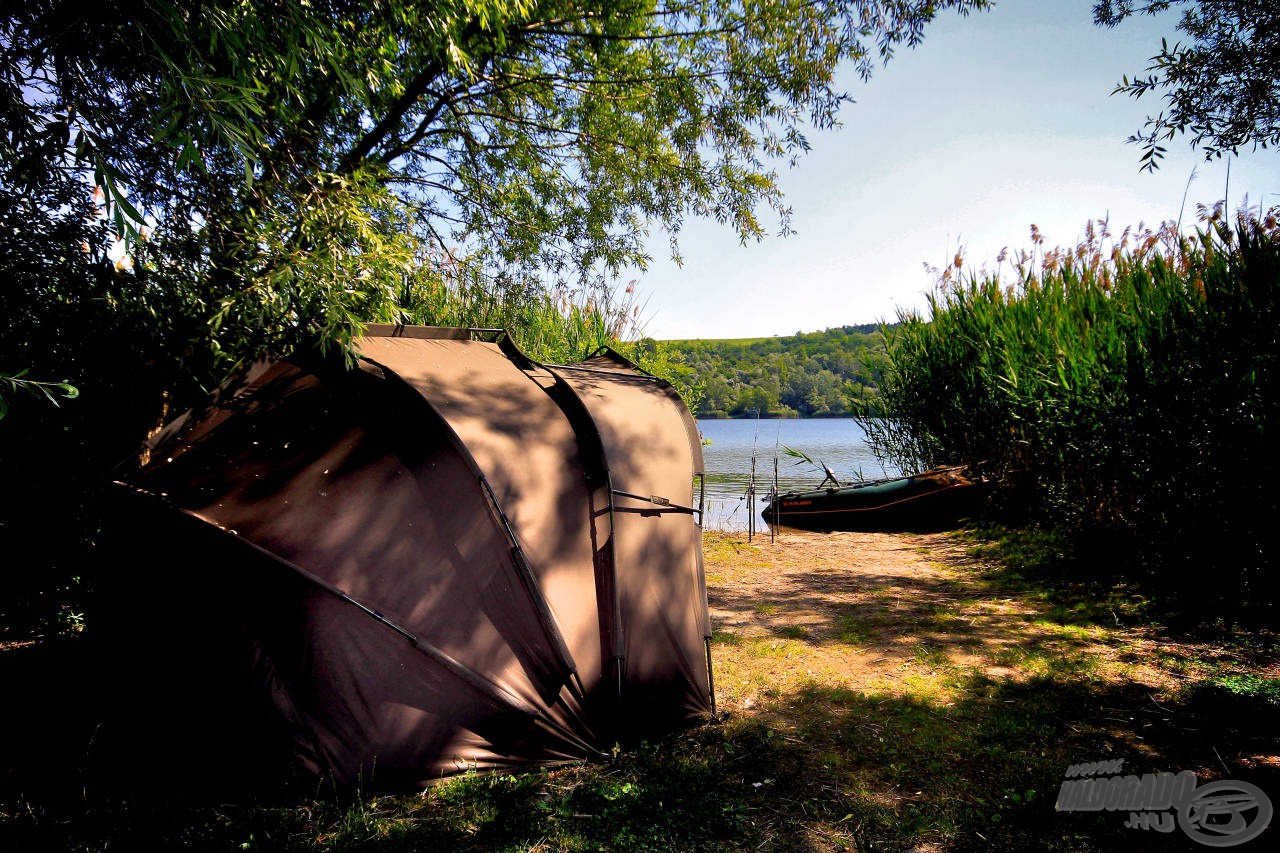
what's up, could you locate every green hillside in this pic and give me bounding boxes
[658,324,886,418]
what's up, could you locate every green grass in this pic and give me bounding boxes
[991,644,1101,679]
[834,613,873,645]
[910,642,952,670]
[1202,674,1280,706]
[956,524,1152,629]
[711,630,804,659]
[2,730,764,852]
[7,520,1280,850]
[19,667,1265,852]
[711,629,742,647]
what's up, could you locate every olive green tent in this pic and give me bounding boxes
[105,325,712,787]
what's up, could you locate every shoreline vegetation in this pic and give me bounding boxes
[675,210,1279,625]
[866,211,1279,624]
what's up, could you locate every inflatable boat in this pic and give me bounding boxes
[762,465,989,531]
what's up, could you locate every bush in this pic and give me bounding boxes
[0,185,690,642]
[863,212,1280,619]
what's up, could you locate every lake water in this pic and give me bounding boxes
[696,418,899,531]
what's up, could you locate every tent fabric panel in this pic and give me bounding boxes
[259,585,584,785]
[356,336,603,715]
[98,497,589,787]
[361,324,473,340]
[107,326,713,784]
[550,359,713,727]
[569,355,715,664]
[126,362,588,752]
[570,353,705,475]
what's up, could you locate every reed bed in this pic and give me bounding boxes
[393,263,644,362]
[863,209,1280,618]
[394,269,701,405]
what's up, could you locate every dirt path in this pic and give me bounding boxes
[709,529,1024,674]
[699,528,1279,848]
[704,526,1276,752]
[706,528,1166,708]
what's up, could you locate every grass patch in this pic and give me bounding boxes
[834,613,872,645]
[991,644,1101,679]
[743,637,806,659]
[712,629,807,662]
[1205,673,1280,706]
[911,642,952,671]
[711,629,742,647]
[701,531,766,568]
[1179,672,1280,718]
[961,524,1071,575]
[956,524,1153,629]
[3,728,769,852]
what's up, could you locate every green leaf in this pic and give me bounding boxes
[107,184,146,227]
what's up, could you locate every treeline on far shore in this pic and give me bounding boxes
[658,325,888,419]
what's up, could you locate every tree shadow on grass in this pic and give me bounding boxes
[5,567,1279,851]
[710,542,1086,671]
[5,638,1277,851]
[743,670,1280,851]
[949,524,1280,643]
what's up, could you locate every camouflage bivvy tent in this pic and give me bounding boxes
[102,325,713,788]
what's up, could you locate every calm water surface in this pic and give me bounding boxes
[696,418,899,531]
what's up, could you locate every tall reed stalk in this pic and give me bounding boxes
[863,209,1280,617]
[394,266,701,406]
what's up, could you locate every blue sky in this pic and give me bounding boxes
[638,0,1280,340]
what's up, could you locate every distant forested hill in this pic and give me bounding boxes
[657,324,886,418]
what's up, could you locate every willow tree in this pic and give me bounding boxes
[1095,1,1280,170]
[4,1,990,635]
[3,0,988,369]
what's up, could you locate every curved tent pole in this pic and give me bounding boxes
[489,333,631,705]
[596,464,625,704]
[542,362,661,381]
[553,349,706,482]
[476,473,586,704]
[495,333,539,371]
[545,349,716,715]
[357,355,584,699]
[515,363,628,704]
[696,471,716,716]
[581,345,656,377]
[107,483,612,760]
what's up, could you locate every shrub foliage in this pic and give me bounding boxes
[864,211,1280,616]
